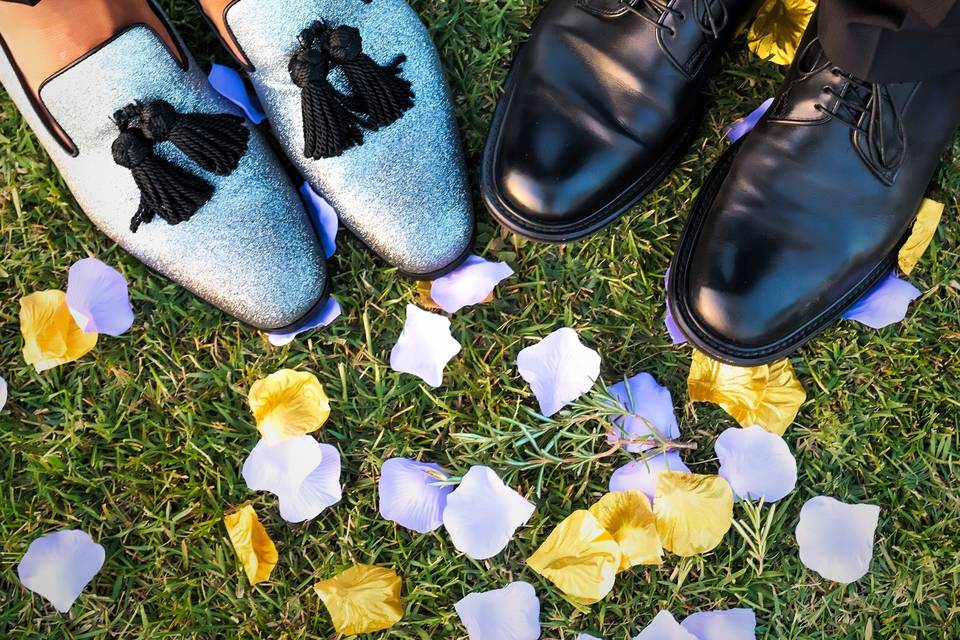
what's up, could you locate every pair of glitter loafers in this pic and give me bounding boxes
[483,0,960,364]
[0,0,473,331]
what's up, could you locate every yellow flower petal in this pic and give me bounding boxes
[20,290,98,372]
[589,491,663,571]
[248,369,330,444]
[526,510,621,605]
[748,0,816,66]
[687,350,805,436]
[654,472,733,557]
[314,564,404,636]
[415,281,443,310]
[898,198,944,275]
[223,504,278,586]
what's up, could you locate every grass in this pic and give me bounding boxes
[1,0,959,638]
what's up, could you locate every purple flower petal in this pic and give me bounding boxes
[516,328,601,417]
[795,496,880,584]
[725,97,774,143]
[455,581,541,640]
[208,63,266,124]
[681,609,757,640]
[17,530,105,613]
[242,436,342,523]
[842,272,921,329]
[378,458,453,534]
[609,451,690,501]
[300,182,338,259]
[443,466,535,560]
[267,296,342,346]
[390,304,462,388]
[716,427,797,502]
[663,270,687,345]
[430,255,514,314]
[607,372,680,453]
[634,611,697,640]
[65,258,134,336]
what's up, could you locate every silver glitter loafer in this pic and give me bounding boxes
[0,0,328,331]
[197,0,475,278]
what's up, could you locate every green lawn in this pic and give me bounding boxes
[2,1,959,638]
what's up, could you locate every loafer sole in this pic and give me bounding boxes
[481,80,704,243]
[668,139,907,365]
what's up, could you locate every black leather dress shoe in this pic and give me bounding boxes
[668,25,960,365]
[481,0,758,242]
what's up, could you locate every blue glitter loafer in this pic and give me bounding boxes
[198,0,475,278]
[0,0,328,331]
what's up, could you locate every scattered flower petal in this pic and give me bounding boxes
[248,369,330,445]
[223,504,278,586]
[379,457,453,534]
[795,496,880,584]
[416,280,444,310]
[455,581,541,640]
[0,375,6,412]
[526,510,621,604]
[267,296,341,346]
[609,451,691,501]
[241,437,342,523]
[654,472,734,557]
[842,272,922,330]
[634,611,697,640]
[899,198,944,275]
[208,63,266,123]
[390,304,462,387]
[301,182,338,258]
[430,254,514,314]
[748,0,816,65]
[607,372,680,453]
[17,530,105,613]
[20,290,98,372]
[725,98,774,143]
[443,466,535,559]
[715,426,797,502]
[577,635,603,640]
[687,351,806,436]
[65,258,134,336]
[314,564,403,635]
[589,491,663,570]
[664,270,687,345]
[681,608,757,640]
[517,327,601,417]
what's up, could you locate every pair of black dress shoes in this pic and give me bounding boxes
[482,0,960,365]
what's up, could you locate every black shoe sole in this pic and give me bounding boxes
[667,139,907,366]
[480,80,704,244]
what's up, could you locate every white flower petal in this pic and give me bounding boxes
[277,443,342,523]
[633,611,698,640]
[609,451,690,501]
[443,466,535,559]
[795,496,880,584]
[0,375,7,412]
[241,437,341,523]
[608,372,680,453]
[65,257,134,336]
[431,255,514,314]
[454,581,541,640]
[17,530,105,613]
[516,328,601,417]
[379,458,453,533]
[390,304,462,387]
[681,608,757,640]
[577,635,603,640]
[715,426,797,502]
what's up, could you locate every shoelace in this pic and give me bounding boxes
[799,38,906,175]
[613,0,729,38]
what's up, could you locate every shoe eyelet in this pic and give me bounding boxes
[821,85,830,93]
[677,12,686,21]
